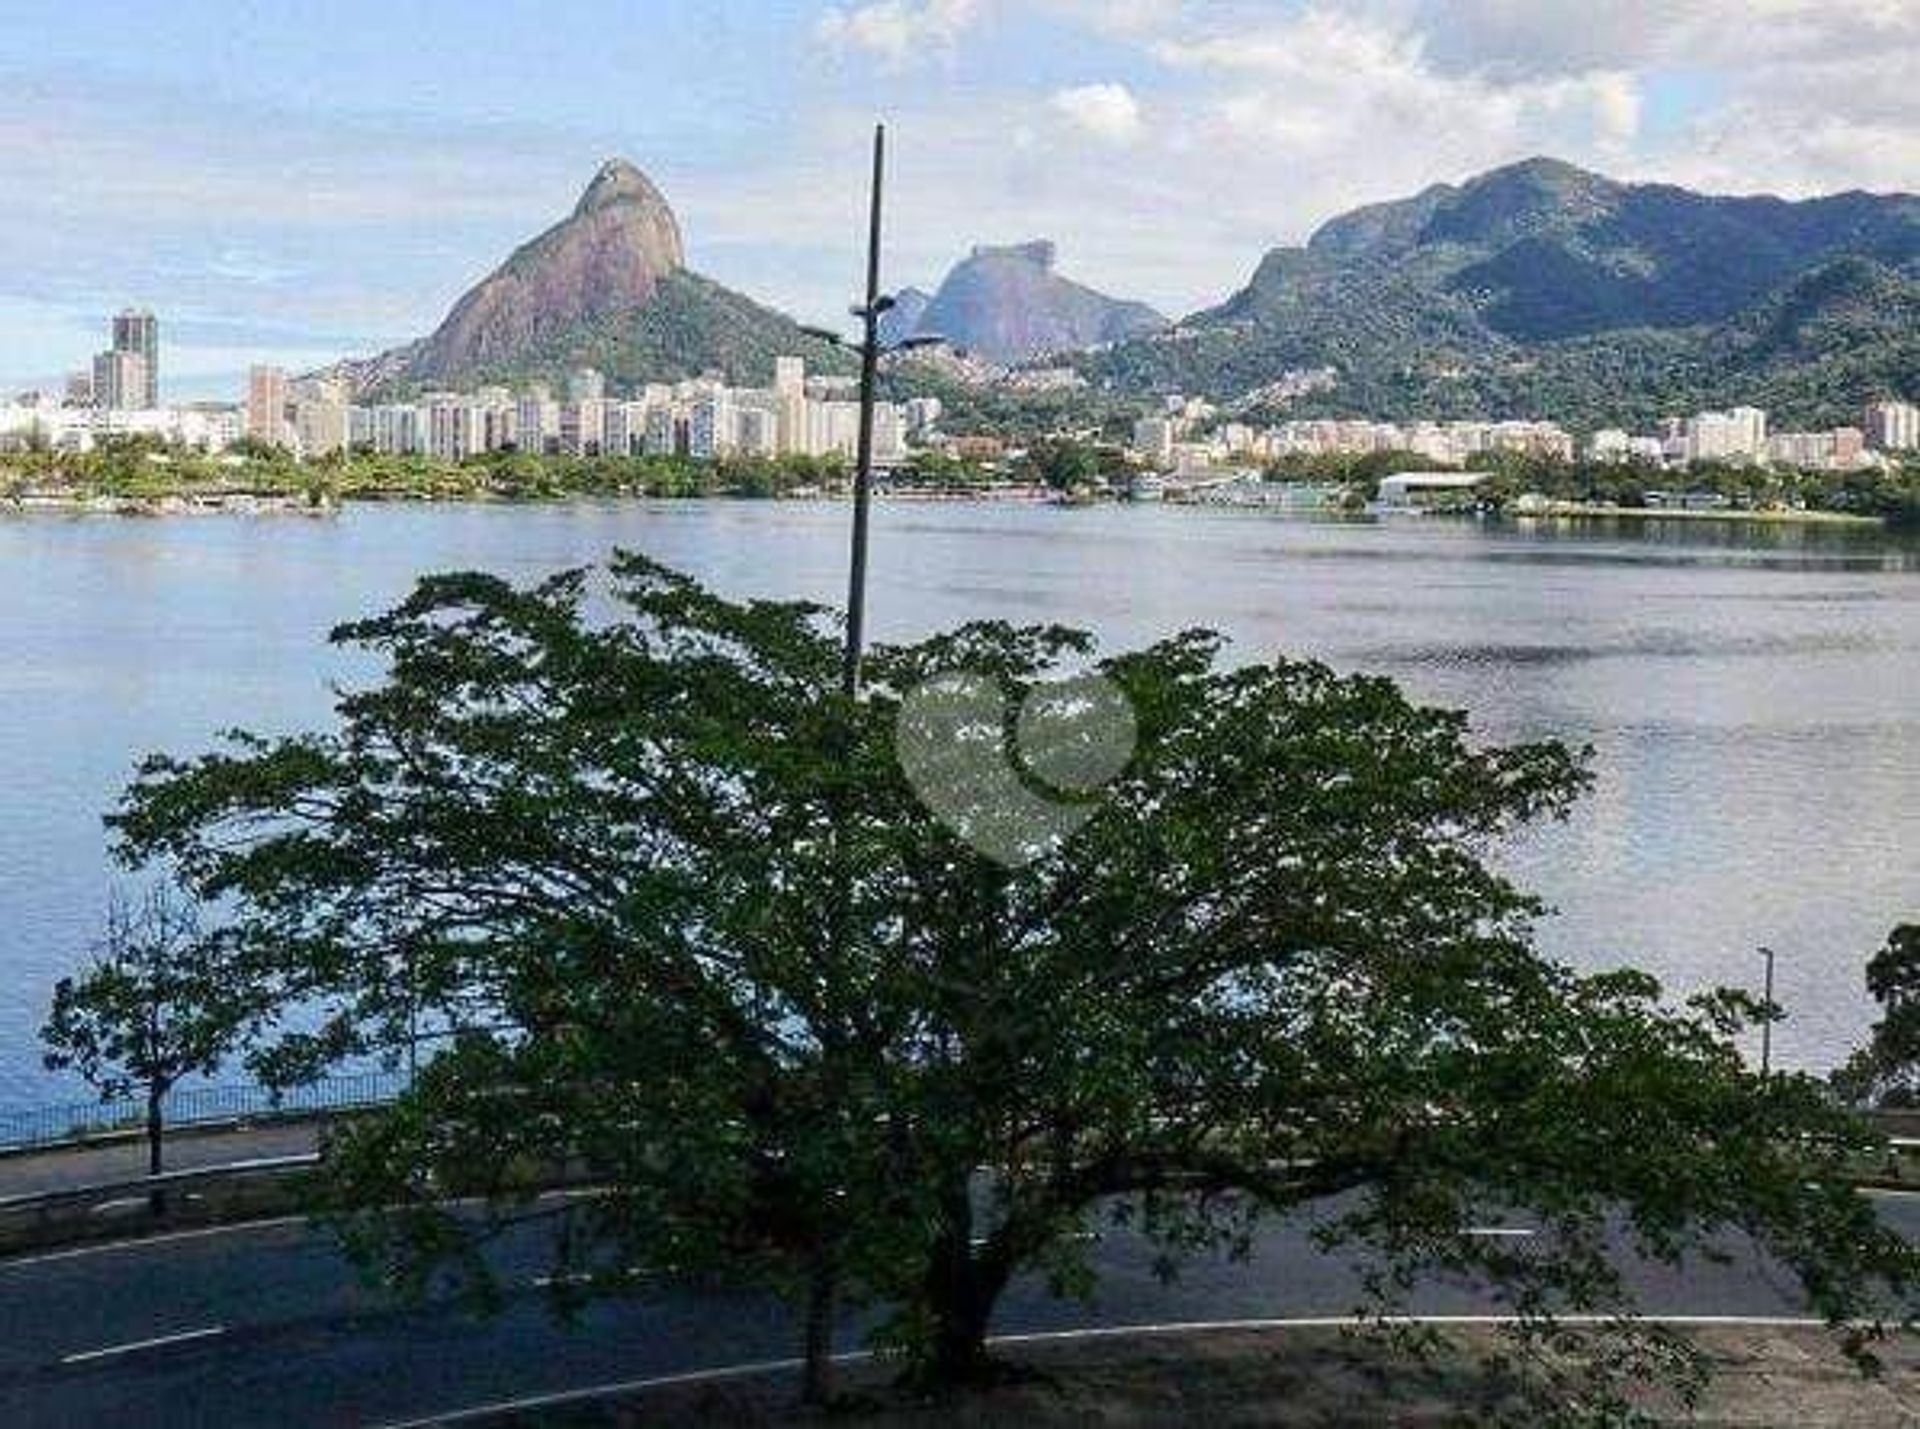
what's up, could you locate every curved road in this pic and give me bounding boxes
[1,1193,1914,1427]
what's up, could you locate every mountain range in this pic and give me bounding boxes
[1083,157,1918,429]
[332,155,1916,429]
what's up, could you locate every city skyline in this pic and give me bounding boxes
[6,312,1909,478]
[0,0,1914,396]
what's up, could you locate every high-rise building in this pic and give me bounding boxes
[111,309,159,409]
[91,350,148,411]
[689,391,735,459]
[1686,407,1767,463]
[736,405,777,457]
[293,399,351,459]
[1864,400,1919,451]
[1132,416,1175,468]
[568,367,606,403]
[515,386,560,455]
[246,366,291,447]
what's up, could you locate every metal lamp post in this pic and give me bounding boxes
[842,123,888,700]
[800,123,943,700]
[1758,945,1776,1076]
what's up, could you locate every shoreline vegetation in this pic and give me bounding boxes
[3,437,1916,529]
[1516,501,1882,526]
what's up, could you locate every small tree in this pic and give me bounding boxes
[42,887,253,1207]
[1836,924,1920,1107]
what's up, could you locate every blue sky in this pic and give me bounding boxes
[2,0,1912,399]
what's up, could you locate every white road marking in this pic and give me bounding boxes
[89,1197,153,1216]
[369,1313,1838,1428]
[61,1325,226,1365]
[529,1267,653,1288]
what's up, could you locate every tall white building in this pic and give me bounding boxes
[690,391,735,459]
[91,350,149,412]
[293,399,351,458]
[515,387,560,455]
[1133,416,1175,468]
[1864,400,1918,451]
[1686,407,1768,463]
[111,309,160,409]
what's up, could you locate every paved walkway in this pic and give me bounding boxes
[0,1119,323,1199]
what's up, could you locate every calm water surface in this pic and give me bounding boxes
[2,500,1916,1106]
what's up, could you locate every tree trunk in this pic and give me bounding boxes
[920,1175,1003,1387]
[800,1247,837,1406]
[928,1289,994,1385]
[145,1083,166,1217]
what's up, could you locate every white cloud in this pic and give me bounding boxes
[1049,83,1144,144]
[692,0,1918,328]
[2,0,1913,384]
[815,0,983,63]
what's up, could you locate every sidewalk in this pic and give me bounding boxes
[0,1118,324,1200]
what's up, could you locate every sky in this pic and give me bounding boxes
[1,0,1914,398]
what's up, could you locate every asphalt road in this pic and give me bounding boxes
[1,1193,1913,1428]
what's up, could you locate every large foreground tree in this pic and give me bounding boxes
[111,554,1915,1417]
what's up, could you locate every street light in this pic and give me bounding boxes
[1758,945,1777,1076]
[802,124,946,699]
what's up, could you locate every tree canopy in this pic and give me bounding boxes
[1837,925,1920,1107]
[43,886,256,1190]
[109,554,1917,1416]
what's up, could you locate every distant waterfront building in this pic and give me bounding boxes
[565,396,609,456]
[515,386,560,455]
[246,366,291,447]
[903,396,942,439]
[689,390,734,459]
[63,371,93,407]
[1588,429,1632,461]
[111,309,160,409]
[736,404,777,457]
[1376,470,1488,511]
[91,349,149,412]
[644,405,681,457]
[1764,426,1870,472]
[807,399,863,459]
[1864,400,1918,452]
[216,352,911,470]
[1685,407,1767,463]
[293,398,351,459]
[0,397,239,454]
[1133,416,1175,468]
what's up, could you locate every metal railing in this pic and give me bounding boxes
[0,1071,409,1155]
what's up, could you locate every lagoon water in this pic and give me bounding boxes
[2,500,1917,1107]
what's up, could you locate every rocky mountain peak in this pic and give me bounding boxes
[970,239,1058,270]
[331,157,843,397]
[909,240,1163,364]
[574,158,676,221]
